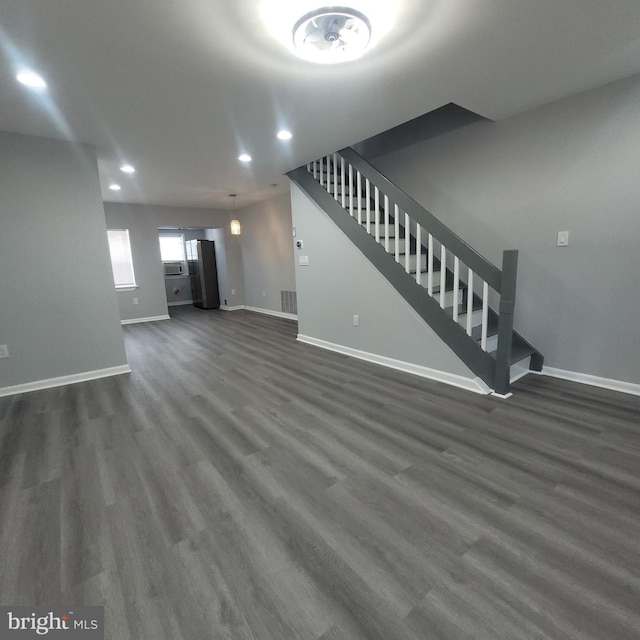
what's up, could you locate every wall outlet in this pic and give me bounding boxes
[231,289,235,295]
[132,297,139,305]
[262,289,266,296]
[353,315,359,327]
[557,230,569,247]
[224,299,228,305]
[0,344,9,359]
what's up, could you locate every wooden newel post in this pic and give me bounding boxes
[494,250,518,395]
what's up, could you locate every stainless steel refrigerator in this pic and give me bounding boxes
[186,239,220,309]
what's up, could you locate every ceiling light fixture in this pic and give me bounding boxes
[120,164,135,174]
[292,7,372,64]
[109,184,121,191]
[16,70,47,89]
[277,130,293,140]
[238,154,252,163]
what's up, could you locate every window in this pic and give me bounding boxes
[159,234,186,262]
[107,229,136,288]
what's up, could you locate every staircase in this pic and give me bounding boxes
[287,147,543,396]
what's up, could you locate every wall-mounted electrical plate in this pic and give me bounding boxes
[557,230,569,247]
[353,315,359,327]
[0,345,9,359]
[299,256,309,266]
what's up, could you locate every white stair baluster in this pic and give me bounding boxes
[405,212,411,273]
[481,281,489,351]
[313,160,317,180]
[453,256,460,321]
[366,178,371,233]
[440,244,446,309]
[333,153,338,200]
[357,171,362,225]
[416,224,422,285]
[374,187,380,243]
[340,156,346,209]
[428,234,434,296]
[349,164,354,217]
[466,269,474,336]
[394,205,400,263]
[384,195,390,252]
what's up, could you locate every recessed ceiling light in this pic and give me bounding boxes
[16,70,47,89]
[238,154,252,162]
[292,7,372,64]
[120,164,135,174]
[109,184,122,191]
[277,130,293,140]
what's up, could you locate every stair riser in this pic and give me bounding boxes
[430,289,464,307]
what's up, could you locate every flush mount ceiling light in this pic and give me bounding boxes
[292,7,372,63]
[238,154,252,163]
[109,183,121,191]
[120,164,135,174]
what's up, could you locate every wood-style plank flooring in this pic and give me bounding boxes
[1,306,639,639]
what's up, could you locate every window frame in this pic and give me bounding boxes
[158,233,187,264]
[107,228,137,290]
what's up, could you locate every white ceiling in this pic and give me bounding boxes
[1,0,639,209]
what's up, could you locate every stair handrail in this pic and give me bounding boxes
[339,147,502,292]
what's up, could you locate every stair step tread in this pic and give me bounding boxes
[447,299,483,316]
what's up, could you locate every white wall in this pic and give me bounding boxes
[374,74,640,385]
[290,184,481,390]
[0,132,128,392]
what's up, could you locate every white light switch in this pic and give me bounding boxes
[557,231,569,247]
[299,256,309,266]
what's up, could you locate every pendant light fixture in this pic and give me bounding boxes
[229,194,241,235]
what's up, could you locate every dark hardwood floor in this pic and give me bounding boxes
[1,305,639,639]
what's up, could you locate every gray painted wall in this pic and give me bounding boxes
[105,204,169,321]
[0,132,127,388]
[239,193,296,314]
[290,183,476,380]
[373,74,640,384]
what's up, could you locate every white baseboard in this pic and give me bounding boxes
[244,306,298,321]
[0,364,132,398]
[121,314,170,325]
[297,334,492,395]
[167,300,193,307]
[540,366,640,397]
[220,305,245,312]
